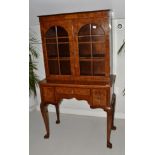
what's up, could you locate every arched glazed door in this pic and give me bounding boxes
[77,23,106,76]
[45,26,71,75]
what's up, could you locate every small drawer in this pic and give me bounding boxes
[92,89,107,106]
[74,88,90,96]
[56,87,74,94]
[42,87,55,102]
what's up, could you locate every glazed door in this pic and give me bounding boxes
[41,21,75,81]
[73,19,110,81]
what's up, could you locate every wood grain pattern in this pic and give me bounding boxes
[92,88,107,107]
[42,87,55,103]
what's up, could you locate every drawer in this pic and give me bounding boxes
[56,87,90,96]
[56,87,74,94]
[42,87,55,102]
[74,88,90,96]
[92,89,107,106]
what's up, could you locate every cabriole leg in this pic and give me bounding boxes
[111,93,117,130]
[106,108,113,148]
[40,103,50,139]
[55,104,60,124]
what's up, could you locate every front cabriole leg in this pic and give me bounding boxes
[104,106,113,148]
[40,103,50,139]
[55,104,60,124]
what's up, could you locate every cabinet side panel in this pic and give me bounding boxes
[109,12,113,75]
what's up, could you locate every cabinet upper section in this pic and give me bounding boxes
[39,10,113,82]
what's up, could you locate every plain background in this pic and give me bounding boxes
[29,0,125,26]
[0,0,155,155]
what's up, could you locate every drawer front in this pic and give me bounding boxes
[92,89,107,107]
[56,87,74,94]
[42,87,55,102]
[56,87,90,96]
[74,88,90,96]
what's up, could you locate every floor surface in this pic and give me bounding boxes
[30,111,125,155]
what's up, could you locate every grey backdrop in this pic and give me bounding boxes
[30,0,125,26]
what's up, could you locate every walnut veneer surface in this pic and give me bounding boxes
[38,10,116,149]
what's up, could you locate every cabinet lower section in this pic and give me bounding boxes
[39,79,116,148]
[41,85,110,108]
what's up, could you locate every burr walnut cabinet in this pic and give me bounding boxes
[38,10,116,148]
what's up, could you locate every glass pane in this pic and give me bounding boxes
[60,60,71,75]
[58,43,70,57]
[91,24,104,35]
[78,24,90,36]
[58,37,69,42]
[46,38,56,43]
[48,60,59,75]
[78,36,91,42]
[93,60,105,76]
[46,27,56,37]
[92,36,104,42]
[92,43,105,57]
[79,43,91,57]
[46,44,58,58]
[57,26,68,37]
[80,61,92,75]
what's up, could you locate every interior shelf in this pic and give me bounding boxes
[46,36,69,39]
[79,57,105,61]
[78,34,104,37]
[78,41,104,44]
[46,42,69,44]
[48,57,70,60]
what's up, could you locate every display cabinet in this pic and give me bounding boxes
[38,10,116,148]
